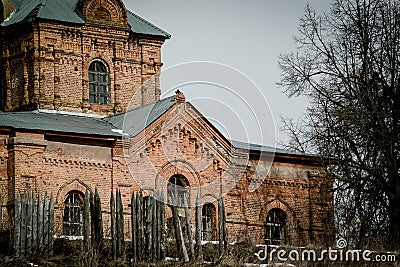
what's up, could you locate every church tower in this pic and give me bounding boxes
[0,0,170,115]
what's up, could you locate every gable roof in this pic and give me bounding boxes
[126,10,170,38]
[1,0,170,38]
[104,95,176,137]
[0,95,315,158]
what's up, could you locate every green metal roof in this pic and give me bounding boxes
[127,10,170,38]
[0,96,176,138]
[104,95,176,137]
[1,0,170,38]
[0,110,120,137]
[1,0,41,26]
[0,98,310,157]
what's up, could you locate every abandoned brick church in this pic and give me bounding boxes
[0,0,333,246]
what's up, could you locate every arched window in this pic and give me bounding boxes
[265,209,286,245]
[202,203,216,241]
[167,174,189,207]
[89,60,110,105]
[63,191,84,236]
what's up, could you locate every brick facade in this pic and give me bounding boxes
[0,0,166,114]
[0,0,334,246]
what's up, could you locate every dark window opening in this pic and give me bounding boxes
[63,191,84,236]
[202,203,216,241]
[265,209,286,245]
[89,61,110,105]
[167,174,189,207]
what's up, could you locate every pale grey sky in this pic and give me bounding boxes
[125,1,331,147]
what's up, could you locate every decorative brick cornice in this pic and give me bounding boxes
[44,157,112,169]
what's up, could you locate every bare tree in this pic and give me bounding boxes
[278,0,400,249]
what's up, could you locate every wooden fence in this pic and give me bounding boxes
[14,190,55,257]
[9,187,228,263]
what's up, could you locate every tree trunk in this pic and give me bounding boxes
[389,178,400,249]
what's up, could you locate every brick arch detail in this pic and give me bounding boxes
[201,193,218,205]
[260,199,298,244]
[83,0,128,25]
[155,159,201,190]
[56,179,89,205]
[155,159,202,206]
[84,56,112,74]
[83,56,113,86]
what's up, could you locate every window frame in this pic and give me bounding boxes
[167,174,190,207]
[63,191,85,236]
[202,203,216,241]
[89,60,110,105]
[265,208,286,245]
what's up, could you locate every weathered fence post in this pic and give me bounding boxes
[110,191,116,260]
[44,194,49,252]
[32,194,37,253]
[13,190,55,258]
[153,191,159,262]
[131,191,137,262]
[195,192,203,261]
[116,189,124,257]
[218,194,227,257]
[92,188,103,252]
[137,190,144,261]
[170,190,189,262]
[20,193,27,257]
[14,192,21,257]
[145,194,152,261]
[26,191,32,256]
[222,196,227,252]
[83,189,90,253]
[89,187,94,247]
[49,192,54,256]
[37,193,43,252]
[160,188,166,261]
[183,192,195,260]
[150,195,155,261]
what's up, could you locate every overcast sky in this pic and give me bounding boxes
[125,1,331,148]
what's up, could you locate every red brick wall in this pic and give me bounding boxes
[0,103,333,247]
[0,16,165,114]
